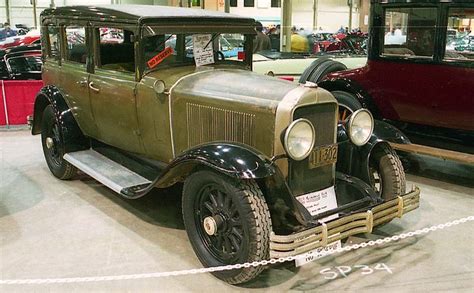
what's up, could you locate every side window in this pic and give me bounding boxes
[65,26,86,64]
[445,8,474,62]
[46,24,59,59]
[382,7,437,58]
[97,27,135,73]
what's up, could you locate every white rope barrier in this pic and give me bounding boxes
[1,215,473,285]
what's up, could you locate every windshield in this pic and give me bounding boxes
[141,27,250,73]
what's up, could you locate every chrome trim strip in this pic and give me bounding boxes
[269,187,420,258]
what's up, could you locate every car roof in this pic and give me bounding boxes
[41,5,254,24]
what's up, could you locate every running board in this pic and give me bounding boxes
[390,142,474,165]
[64,150,151,197]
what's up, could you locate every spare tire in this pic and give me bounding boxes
[299,59,347,84]
[298,57,332,83]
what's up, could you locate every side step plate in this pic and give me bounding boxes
[64,150,151,194]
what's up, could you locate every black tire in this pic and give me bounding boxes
[298,57,332,83]
[369,144,406,200]
[331,90,363,121]
[306,60,347,84]
[182,170,271,284]
[41,105,77,180]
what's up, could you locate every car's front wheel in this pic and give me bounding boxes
[369,144,406,200]
[182,170,271,284]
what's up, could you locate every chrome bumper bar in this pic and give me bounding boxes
[270,187,421,258]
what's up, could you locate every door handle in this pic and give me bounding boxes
[77,80,87,87]
[89,82,100,93]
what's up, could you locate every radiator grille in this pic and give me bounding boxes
[186,103,256,148]
[288,103,337,196]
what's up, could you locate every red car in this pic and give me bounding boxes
[318,0,473,152]
[0,30,40,49]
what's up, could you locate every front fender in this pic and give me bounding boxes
[153,142,277,188]
[337,120,406,185]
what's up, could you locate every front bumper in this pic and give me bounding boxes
[270,187,420,258]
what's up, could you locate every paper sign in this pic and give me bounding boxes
[296,186,338,221]
[193,34,215,67]
[147,46,173,69]
[295,186,341,267]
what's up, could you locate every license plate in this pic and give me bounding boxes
[308,144,338,169]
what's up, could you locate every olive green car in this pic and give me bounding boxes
[31,5,420,285]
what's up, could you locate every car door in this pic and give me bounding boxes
[435,5,474,131]
[59,23,99,138]
[88,25,144,154]
[373,6,441,126]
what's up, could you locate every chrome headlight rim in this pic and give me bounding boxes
[347,109,374,146]
[284,118,316,161]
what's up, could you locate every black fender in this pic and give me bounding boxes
[121,142,311,234]
[318,77,382,119]
[336,120,408,185]
[31,85,89,152]
[153,142,277,188]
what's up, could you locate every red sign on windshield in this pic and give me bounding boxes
[147,47,173,69]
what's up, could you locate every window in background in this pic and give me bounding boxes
[244,0,254,8]
[65,26,86,64]
[382,7,437,58]
[230,0,237,7]
[271,0,281,8]
[46,24,59,59]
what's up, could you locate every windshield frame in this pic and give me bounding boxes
[137,23,255,78]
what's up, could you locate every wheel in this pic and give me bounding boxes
[41,105,77,179]
[306,60,347,84]
[298,57,332,83]
[369,144,406,200]
[182,170,271,284]
[299,58,347,84]
[331,90,362,121]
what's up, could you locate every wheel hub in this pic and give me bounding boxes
[203,215,224,236]
[46,137,54,149]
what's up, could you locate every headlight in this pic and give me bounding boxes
[284,118,315,161]
[347,109,374,146]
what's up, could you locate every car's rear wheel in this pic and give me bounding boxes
[182,170,271,284]
[41,105,77,179]
[369,144,406,200]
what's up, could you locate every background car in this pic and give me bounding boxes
[0,44,42,80]
[318,0,474,154]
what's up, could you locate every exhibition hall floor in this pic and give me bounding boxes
[1,130,473,292]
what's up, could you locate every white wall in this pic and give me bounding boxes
[229,0,281,24]
[292,0,359,32]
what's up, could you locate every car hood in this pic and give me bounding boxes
[171,67,298,110]
[167,66,337,158]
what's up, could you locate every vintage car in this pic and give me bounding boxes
[32,5,420,284]
[253,34,368,83]
[318,0,474,151]
[0,44,42,80]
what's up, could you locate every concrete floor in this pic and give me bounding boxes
[1,129,473,292]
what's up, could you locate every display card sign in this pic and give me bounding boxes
[193,34,215,67]
[295,186,341,267]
